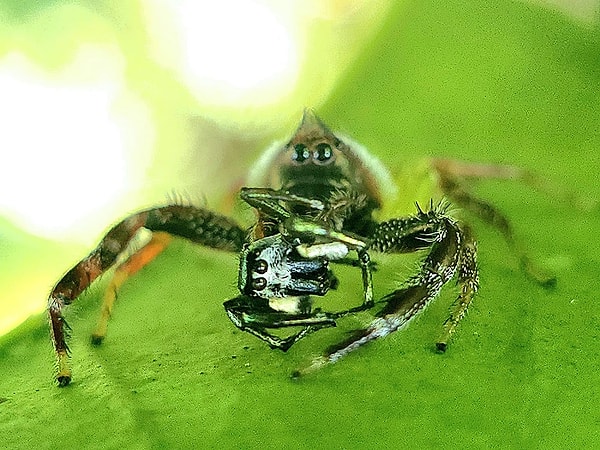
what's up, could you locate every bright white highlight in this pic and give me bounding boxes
[0,48,152,242]
[296,242,349,260]
[145,0,299,107]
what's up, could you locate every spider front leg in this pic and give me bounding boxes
[295,203,477,376]
[435,224,478,351]
[48,205,246,386]
[49,212,149,386]
[370,205,478,350]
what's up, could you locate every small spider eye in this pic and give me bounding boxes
[313,143,333,164]
[254,259,268,274]
[292,144,310,163]
[252,277,267,291]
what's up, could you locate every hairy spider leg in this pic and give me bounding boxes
[436,224,479,350]
[48,205,245,386]
[293,204,473,376]
[48,212,148,386]
[431,158,556,287]
[91,231,172,344]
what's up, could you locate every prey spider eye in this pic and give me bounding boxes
[292,144,310,163]
[313,143,333,164]
[252,277,267,291]
[254,259,268,274]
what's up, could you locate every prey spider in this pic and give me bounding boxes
[48,110,554,386]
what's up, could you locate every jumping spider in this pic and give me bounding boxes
[48,110,554,386]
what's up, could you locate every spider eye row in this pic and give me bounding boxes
[292,143,333,164]
[251,258,269,291]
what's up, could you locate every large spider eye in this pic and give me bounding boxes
[252,277,267,291]
[292,144,310,163]
[313,143,333,164]
[254,259,268,274]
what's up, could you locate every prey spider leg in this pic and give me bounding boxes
[240,187,325,219]
[224,295,337,351]
[241,187,368,253]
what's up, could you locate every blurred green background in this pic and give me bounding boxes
[1,0,599,448]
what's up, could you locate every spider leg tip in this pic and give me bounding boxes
[57,375,72,387]
[90,334,105,346]
[540,276,557,289]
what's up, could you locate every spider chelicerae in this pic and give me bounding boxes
[48,110,554,386]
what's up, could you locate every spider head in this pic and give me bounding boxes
[285,109,340,168]
[278,110,360,201]
[247,110,394,208]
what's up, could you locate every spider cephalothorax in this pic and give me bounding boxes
[47,110,553,386]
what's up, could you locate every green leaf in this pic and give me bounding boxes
[2,1,600,448]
